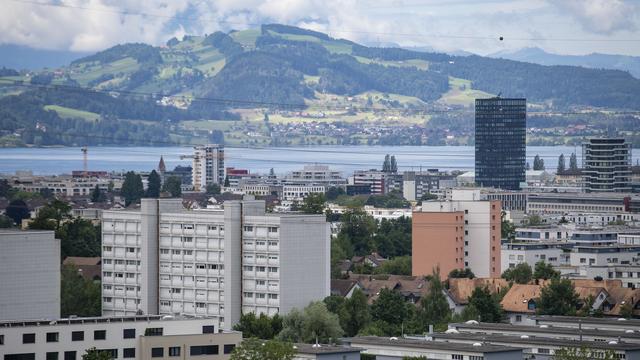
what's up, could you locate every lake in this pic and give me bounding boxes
[0,145,637,176]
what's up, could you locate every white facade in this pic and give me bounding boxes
[0,230,60,320]
[568,246,640,268]
[0,315,241,360]
[282,185,325,201]
[352,170,387,194]
[192,144,225,192]
[501,243,565,273]
[285,165,344,186]
[102,199,330,330]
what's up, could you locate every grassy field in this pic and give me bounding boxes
[353,56,429,70]
[230,29,260,48]
[180,120,238,131]
[44,105,100,121]
[438,76,494,107]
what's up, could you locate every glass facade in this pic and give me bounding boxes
[475,98,526,190]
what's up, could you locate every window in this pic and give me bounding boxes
[4,354,35,360]
[268,227,278,233]
[268,267,278,273]
[452,355,463,360]
[190,345,219,356]
[123,329,135,339]
[169,347,181,357]
[64,352,76,360]
[515,315,522,322]
[46,332,59,343]
[202,325,216,334]
[94,330,106,340]
[0,334,3,345]
[224,345,236,354]
[151,348,164,358]
[470,357,484,360]
[538,348,550,354]
[46,353,59,360]
[127,247,135,253]
[71,331,84,341]
[99,350,117,359]
[268,294,278,300]
[243,226,253,232]
[123,348,135,358]
[145,328,163,336]
[23,333,35,344]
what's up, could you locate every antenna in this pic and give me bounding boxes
[81,146,88,177]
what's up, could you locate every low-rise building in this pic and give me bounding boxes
[527,193,636,215]
[293,344,361,360]
[501,242,566,273]
[0,315,241,360]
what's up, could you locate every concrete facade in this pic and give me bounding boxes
[192,144,225,192]
[0,230,60,321]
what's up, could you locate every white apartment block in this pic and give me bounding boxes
[568,245,640,268]
[101,198,330,330]
[0,230,60,320]
[192,144,225,192]
[282,185,325,201]
[11,176,120,197]
[285,165,344,186]
[501,242,566,273]
[351,170,388,195]
[0,315,241,360]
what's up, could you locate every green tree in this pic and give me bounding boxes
[146,170,161,198]
[230,338,295,360]
[0,214,13,228]
[61,265,101,317]
[90,185,106,203]
[300,193,326,214]
[279,302,343,343]
[5,199,30,225]
[501,211,516,241]
[533,154,545,170]
[468,286,503,322]
[339,289,370,336]
[557,154,566,174]
[553,346,616,360]
[0,179,15,198]
[163,176,182,197]
[233,313,283,339]
[82,347,113,360]
[373,216,412,258]
[534,261,560,280]
[121,171,144,206]
[537,278,580,316]
[39,187,54,199]
[382,154,391,172]
[525,214,544,226]
[224,176,230,187]
[390,155,398,172]
[206,183,221,195]
[323,295,345,314]
[29,199,71,230]
[58,218,101,258]
[370,288,408,335]
[374,256,411,275]
[325,186,345,200]
[449,268,475,279]
[419,268,451,328]
[569,152,579,171]
[337,208,376,256]
[418,192,438,204]
[620,301,634,318]
[502,263,533,284]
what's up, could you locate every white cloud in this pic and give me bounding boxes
[552,0,638,35]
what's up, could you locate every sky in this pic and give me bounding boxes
[1,0,639,56]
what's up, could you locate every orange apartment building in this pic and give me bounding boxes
[412,190,502,279]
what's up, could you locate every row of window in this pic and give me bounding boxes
[243,292,279,300]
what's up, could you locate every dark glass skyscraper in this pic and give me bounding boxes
[475,97,526,190]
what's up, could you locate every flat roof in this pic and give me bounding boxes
[294,344,362,355]
[432,333,640,351]
[451,322,640,340]
[533,315,640,327]
[0,315,220,328]
[343,336,522,353]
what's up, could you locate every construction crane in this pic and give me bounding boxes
[81,146,88,178]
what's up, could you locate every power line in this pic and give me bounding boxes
[2,79,640,116]
[9,0,640,43]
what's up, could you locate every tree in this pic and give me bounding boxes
[370,288,409,335]
[537,278,580,316]
[279,302,343,343]
[533,154,545,170]
[502,263,533,284]
[206,183,221,195]
[339,289,370,337]
[557,154,566,174]
[163,176,182,197]
[373,216,412,258]
[534,261,560,280]
[382,154,391,172]
[323,295,345,314]
[620,301,634,318]
[553,346,616,360]
[419,268,451,328]
[525,214,544,226]
[233,313,282,339]
[325,186,345,201]
[90,185,106,203]
[449,268,475,279]
[419,193,438,204]
[374,256,411,275]
[224,176,230,187]
[82,348,113,360]
[569,152,578,171]
[5,199,30,225]
[230,338,295,360]
[390,155,398,173]
[61,265,101,317]
[121,171,144,206]
[468,286,502,322]
[0,179,15,198]
[0,214,13,228]
[39,187,54,199]
[501,211,515,241]
[58,218,101,258]
[146,170,161,198]
[300,193,326,214]
[336,208,376,256]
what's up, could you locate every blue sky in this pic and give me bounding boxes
[2,0,639,56]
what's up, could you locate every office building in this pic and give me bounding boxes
[583,138,632,193]
[192,144,225,192]
[352,170,388,194]
[285,165,344,186]
[413,189,502,278]
[0,230,60,320]
[101,198,330,330]
[475,97,527,190]
[526,193,636,215]
[0,315,241,360]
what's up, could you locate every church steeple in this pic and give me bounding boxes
[158,155,166,175]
